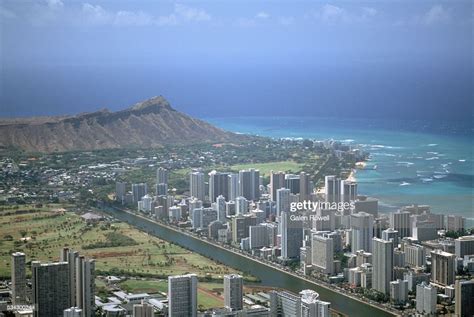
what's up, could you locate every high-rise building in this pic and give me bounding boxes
[381,228,398,246]
[325,231,342,253]
[235,196,249,215]
[224,274,243,311]
[168,274,198,317]
[133,301,154,317]
[169,206,182,222]
[249,225,269,249]
[300,289,330,317]
[270,171,286,202]
[252,209,266,224]
[348,266,364,287]
[155,183,168,196]
[231,215,257,243]
[341,180,357,203]
[215,195,227,222]
[156,195,171,218]
[32,261,70,317]
[353,197,378,217]
[412,219,437,242]
[115,182,127,202]
[138,194,153,212]
[416,282,437,315]
[239,169,260,201]
[455,235,474,258]
[445,214,465,232]
[226,200,236,217]
[60,248,95,317]
[190,171,205,201]
[75,256,95,317]
[276,188,290,217]
[389,279,408,305]
[270,290,301,316]
[455,279,474,317]
[156,167,168,185]
[270,289,330,317]
[311,233,334,274]
[208,171,229,202]
[192,207,217,230]
[389,211,411,239]
[188,198,203,220]
[372,238,394,294]
[263,222,278,247]
[314,208,336,232]
[208,220,225,240]
[430,250,456,286]
[60,248,79,307]
[425,213,444,230]
[325,176,341,203]
[405,243,425,268]
[227,173,239,201]
[393,249,405,268]
[299,172,311,202]
[281,211,303,259]
[132,183,148,203]
[351,212,374,253]
[285,174,300,195]
[355,250,372,266]
[404,270,430,292]
[11,252,27,305]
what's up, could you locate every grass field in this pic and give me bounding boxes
[0,205,245,281]
[228,160,302,176]
[173,160,302,177]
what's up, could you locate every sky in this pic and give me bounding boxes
[0,0,472,120]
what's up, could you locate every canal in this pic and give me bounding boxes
[103,206,396,317]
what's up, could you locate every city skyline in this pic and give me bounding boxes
[0,0,472,316]
[1,142,473,315]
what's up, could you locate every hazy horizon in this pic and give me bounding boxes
[1,0,472,121]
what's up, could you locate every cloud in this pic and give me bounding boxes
[115,10,154,26]
[394,4,452,27]
[256,12,270,19]
[45,0,64,9]
[234,11,270,27]
[82,3,112,25]
[0,6,16,19]
[309,4,377,24]
[157,3,211,26]
[319,4,346,23]
[174,3,210,22]
[79,3,211,27]
[421,5,451,25]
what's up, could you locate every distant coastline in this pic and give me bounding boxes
[207,116,474,227]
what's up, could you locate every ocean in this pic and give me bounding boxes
[206,116,474,227]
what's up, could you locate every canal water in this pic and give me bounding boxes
[104,206,395,317]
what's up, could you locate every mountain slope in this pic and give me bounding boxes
[0,96,246,152]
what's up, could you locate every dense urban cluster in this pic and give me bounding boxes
[1,138,473,317]
[114,165,473,316]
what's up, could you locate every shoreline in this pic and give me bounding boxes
[346,161,366,182]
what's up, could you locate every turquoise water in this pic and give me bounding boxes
[206,117,473,227]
